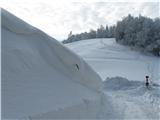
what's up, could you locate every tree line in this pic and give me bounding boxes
[62,25,115,44]
[115,14,160,56]
[62,14,160,56]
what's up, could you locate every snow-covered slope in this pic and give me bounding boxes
[1,9,103,119]
[66,38,160,84]
[66,38,160,119]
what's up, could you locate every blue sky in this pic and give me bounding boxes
[1,0,160,40]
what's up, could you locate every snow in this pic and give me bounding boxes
[1,9,103,119]
[102,77,160,119]
[66,38,160,84]
[66,38,160,119]
[2,7,160,119]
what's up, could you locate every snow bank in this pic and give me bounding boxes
[1,9,102,119]
[104,76,160,92]
[104,76,143,90]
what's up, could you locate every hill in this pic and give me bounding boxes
[1,9,103,119]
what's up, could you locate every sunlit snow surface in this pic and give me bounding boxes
[66,38,160,83]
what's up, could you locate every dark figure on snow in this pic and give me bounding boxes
[145,76,149,87]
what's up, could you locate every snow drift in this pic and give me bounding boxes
[103,76,143,90]
[1,9,103,119]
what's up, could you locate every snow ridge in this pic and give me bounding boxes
[1,9,102,119]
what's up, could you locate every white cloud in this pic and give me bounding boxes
[1,0,159,40]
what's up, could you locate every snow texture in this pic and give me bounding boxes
[66,38,160,119]
[1,9,103,119]
[66,38,160,83]
[102,77,160,119]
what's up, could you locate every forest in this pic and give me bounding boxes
[62,14,160,56]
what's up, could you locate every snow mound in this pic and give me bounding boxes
[1,9,102,119]
[104,76,160,92]
[103,76,142,90]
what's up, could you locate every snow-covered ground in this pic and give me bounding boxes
[2,7,160,119]
[1,9,103,119]
[101,77,160,119]
[66,38,160,119]
[66,38,160,83]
